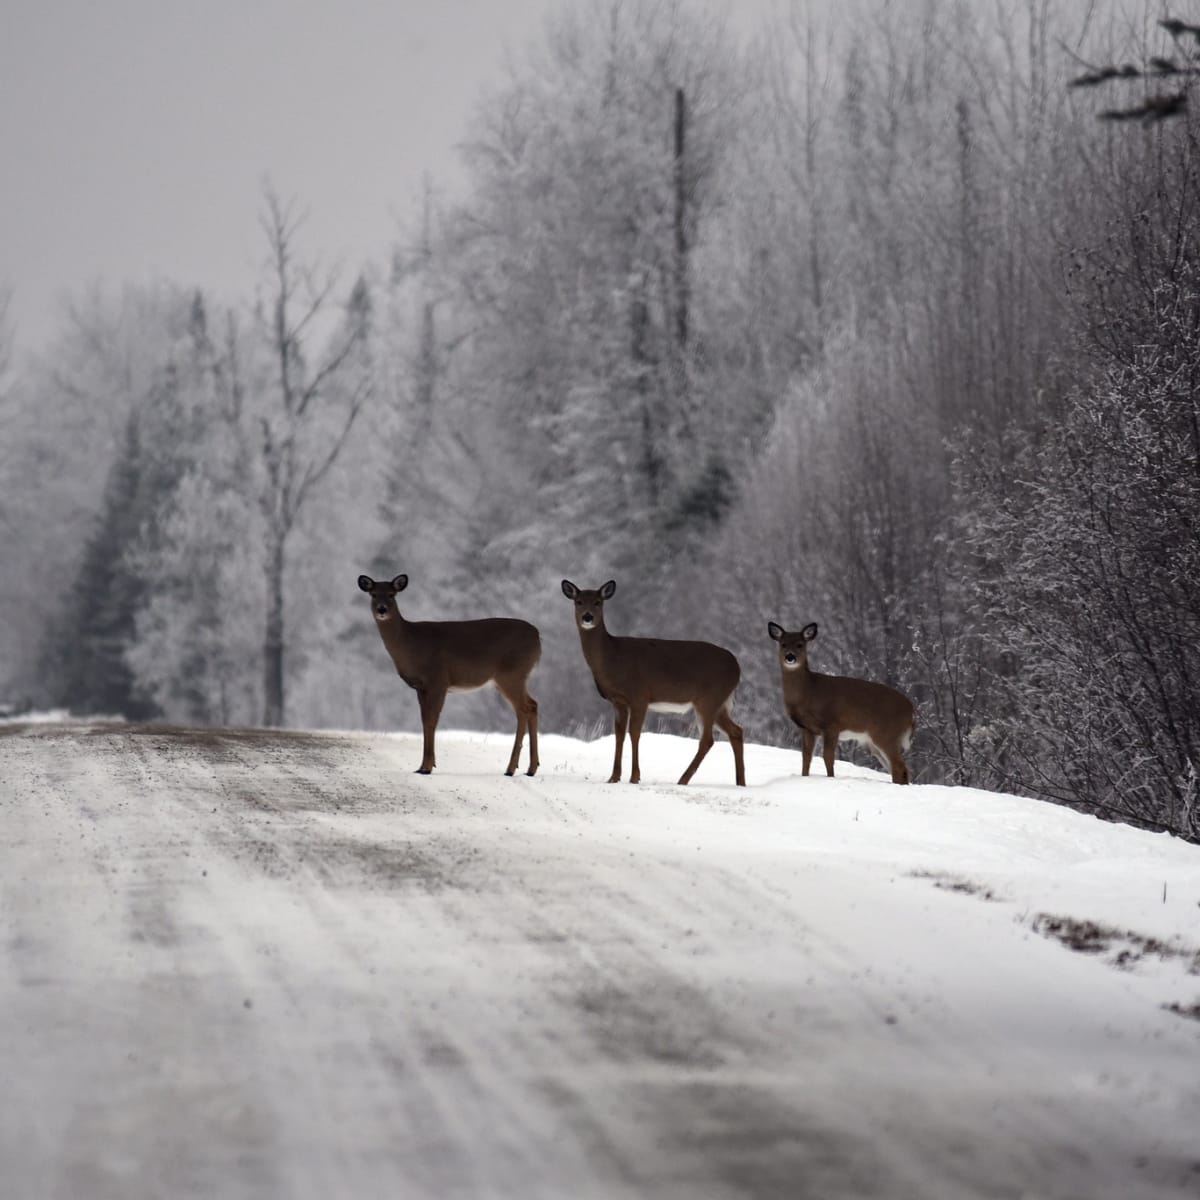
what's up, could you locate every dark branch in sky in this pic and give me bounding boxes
[1067,17,1198,121]
[1098,92,1188,123]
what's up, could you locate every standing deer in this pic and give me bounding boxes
[358,574,540,776]
[767,621,915,784]
[561,580,745,787]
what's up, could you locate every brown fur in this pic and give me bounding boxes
[767,621,914,785]
[359,574,540,776]
[563,580,745,787]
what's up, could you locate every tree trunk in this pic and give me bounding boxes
[673,86,689,350]
[803,23,824,335]
[262,532,285,727]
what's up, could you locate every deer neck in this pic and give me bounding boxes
[377,608,416,666]
[783,659,815,701]
[578,617,615,674]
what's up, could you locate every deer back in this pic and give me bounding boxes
[590,634,740,709]
[380,617,539,691]
[787,668,913,738]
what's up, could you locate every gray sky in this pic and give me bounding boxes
[0,0,557,351]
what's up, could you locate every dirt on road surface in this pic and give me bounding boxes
[2,721,1198,1199]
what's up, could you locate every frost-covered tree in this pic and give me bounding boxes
[40,408,157,718]
[27,285,203,715]
[124,297,263,724]
[42,350,211,719]
[444,1,743,553]
[250,188,372,726]
[957,116,1200,838]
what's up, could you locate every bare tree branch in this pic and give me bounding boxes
[1068,13,1198,121]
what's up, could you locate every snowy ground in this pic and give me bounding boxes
[1,720,1198,1199]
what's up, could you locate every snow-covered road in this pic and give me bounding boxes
[2,721,1198,1198]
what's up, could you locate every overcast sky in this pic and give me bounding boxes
[0,0,580,352]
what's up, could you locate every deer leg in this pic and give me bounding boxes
[415,686,446,774]
[495,679,526,777]
[799,726,815,776]
[628,704,647,784]
[506,709,526,777]
[524,694,539,777]
[678,713,716,786]
[609,703,629,783]
[821,729,838,777]
[495,672,539,777]
[863,736,909,784]
[864,738,891,774]
[715,706,746,787]
[886,744,910,785]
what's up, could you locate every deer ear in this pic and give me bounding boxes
[767,621,784,642]
[599,580,617,600]
[391,574,408,593]
[561,580,578,599]
[357,575,374,592]
[801,622,818,641]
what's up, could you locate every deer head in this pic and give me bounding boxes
[358,574,408,624]
[767,621,818,671]
[561,579,616,633]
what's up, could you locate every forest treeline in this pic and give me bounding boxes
[2,0,1197,839]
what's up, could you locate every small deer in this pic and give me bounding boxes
[767,621,915,784]
[358,574,540,776]
[561,579,745,787]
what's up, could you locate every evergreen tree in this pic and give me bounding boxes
[44,408,158,718]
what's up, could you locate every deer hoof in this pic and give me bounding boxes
[416,767,433,775]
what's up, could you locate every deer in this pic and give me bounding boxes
[561,579,745,787]
[357,574,540,777]
[767,621,915,784]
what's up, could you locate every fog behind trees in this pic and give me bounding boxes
[2,0,1197,840]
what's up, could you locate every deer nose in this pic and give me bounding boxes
[581,610,595,627]
[375,604,389,617]
[784,653,797,665]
